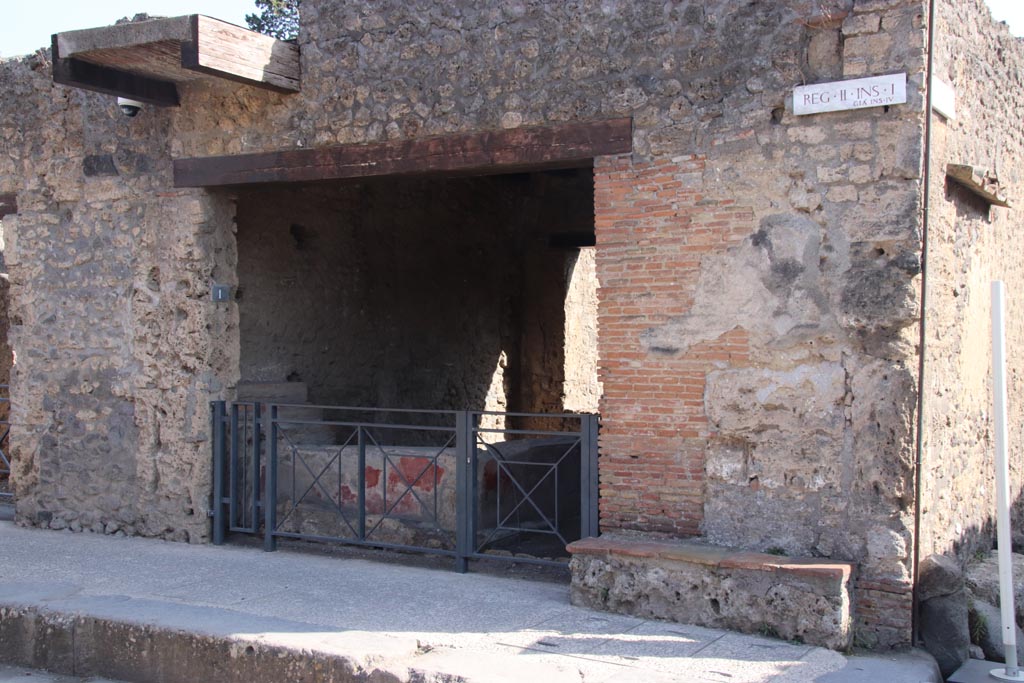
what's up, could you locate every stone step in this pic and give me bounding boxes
[232,385,339,445]
[235,382,308,404]
[269,406,339,446]
[566,535,855,650]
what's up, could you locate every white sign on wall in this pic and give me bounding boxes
[931,75,956,120]
[793,73,907,116]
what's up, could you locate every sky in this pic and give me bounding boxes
[0,0,1022,58]
[0,0,256,57]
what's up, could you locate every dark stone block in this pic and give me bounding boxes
[921,593,970,678]
[83,154,118,177]
[919,554,964,601]
[919,554,969,677]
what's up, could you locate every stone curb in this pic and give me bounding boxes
[0,604,379,683]
[0,599,622,683]
[0,600,512,683]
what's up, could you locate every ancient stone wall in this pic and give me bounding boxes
[918,0,1024,563]
[563,248,600,413]
[585,1,926,647]
[1,0,935,648]
[0,52,239,541]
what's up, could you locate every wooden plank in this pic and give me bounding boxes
[946,164,1011,208]
[76,41,203,84]
[181,15,300,93]
[53,14,296,97]
[174,118,633,188]
[0,194,16,219]
[52,35,180,106]
[55,15,191,57]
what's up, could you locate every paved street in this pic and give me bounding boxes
[0,523,940,682]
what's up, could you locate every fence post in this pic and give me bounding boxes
[579,414,600,539]
[251,402,262,532]
[228,403,239,533]
[455,411,472,573]
[211,401,226,546]
[263,404,278,552]
[357,426,366,541]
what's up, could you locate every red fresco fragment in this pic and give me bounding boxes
[339,484,357,504]
[364,466,381,488]
[387,457,445,493]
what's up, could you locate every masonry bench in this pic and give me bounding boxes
[566,535,855,650]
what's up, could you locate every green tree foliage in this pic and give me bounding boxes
[246,0,300,41]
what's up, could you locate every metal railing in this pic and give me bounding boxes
[0,385,10,502]
[211,401,598,570]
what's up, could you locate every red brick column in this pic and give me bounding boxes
[593,153,752,536]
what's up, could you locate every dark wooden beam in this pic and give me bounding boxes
[51,35,180,107]
[0,194,16,219]
[174,118,633,188]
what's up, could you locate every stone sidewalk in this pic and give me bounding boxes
[0,522,939,682]
[0,663,123,683]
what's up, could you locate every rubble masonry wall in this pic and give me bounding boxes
[0,54,239,542]
[918,0,1024,563]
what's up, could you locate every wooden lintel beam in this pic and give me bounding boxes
[0,194,16,219]
[174,118,633,188]
[51,35,180,107]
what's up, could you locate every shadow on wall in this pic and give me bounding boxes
[915,485,1024,676]
[231,169,598,422]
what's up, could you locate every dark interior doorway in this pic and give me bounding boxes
[232,167,599,420]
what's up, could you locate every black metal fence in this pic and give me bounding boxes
[210,401,598,570]
[0,385,10,502]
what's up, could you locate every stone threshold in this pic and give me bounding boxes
[567,535,855,650]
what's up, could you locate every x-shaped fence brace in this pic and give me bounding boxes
[0,424,9,473]
[211,401,598,570]
[473,435,581,552]
[273,424,455,543]
[276,425,360,537]
[363,428,453,540]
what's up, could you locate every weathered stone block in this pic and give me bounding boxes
[842,14,882,36]
[807,30,843,79]
[567,535,854,650]
[853,0,914,13]
[966,551,1024,629]
[970,598,1024,663]
[706,363,846,436]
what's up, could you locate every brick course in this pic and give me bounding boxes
[595,154,753,535]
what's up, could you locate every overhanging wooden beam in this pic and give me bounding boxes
[174,118,633,188]
[51,14,298,103]
[0,194,16,219]
[52,35,180,106]
[181,15,299,93]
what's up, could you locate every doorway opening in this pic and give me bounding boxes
[224,166,600,563]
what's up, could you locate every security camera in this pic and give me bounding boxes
[116,97,143,118]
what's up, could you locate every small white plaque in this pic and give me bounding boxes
[793,73,907,116]
[931,76,956,120]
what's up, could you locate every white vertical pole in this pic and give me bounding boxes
[991,281,1024,681]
